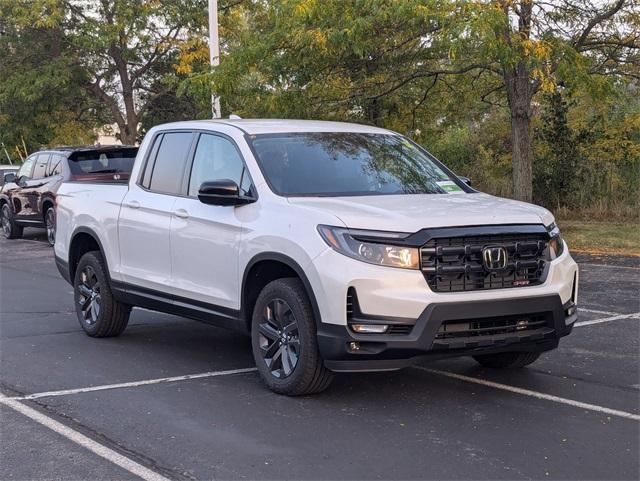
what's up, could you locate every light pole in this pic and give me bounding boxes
[208,0,222,118]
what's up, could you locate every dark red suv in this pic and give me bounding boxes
[0,145,137,245]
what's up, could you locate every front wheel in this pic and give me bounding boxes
[1,203,23,239]
[473,351,541,368]
[251,278,333,395]
[74,251,131,337]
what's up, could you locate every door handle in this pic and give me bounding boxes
[173,208,189,219]
[126,200,140,209]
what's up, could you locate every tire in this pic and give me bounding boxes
[74,251,130,337]
[44,206,55,247]
[473,351,541,368]
[1,203,23,239]
[251,278,333,395]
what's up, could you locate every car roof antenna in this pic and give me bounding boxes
[229,114,242,120]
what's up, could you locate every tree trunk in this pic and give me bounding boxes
[119,120,138,145]
[504,61,534,203]
[510,107,533,202]
[499,1,536,203]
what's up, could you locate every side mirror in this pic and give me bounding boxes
[3,172,16,184]
[458,176,472,186]
[198,179,253,206]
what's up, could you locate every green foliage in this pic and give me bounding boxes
[1,0,637,217]
[0,5,100,155]
[1,0,207,147]
[182,0,636,215]
[534,90,580,209]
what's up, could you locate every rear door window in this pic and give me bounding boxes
[47,154,65,176]
[32,154,50,179]
[147,132,193,195]
[140,134,163,189]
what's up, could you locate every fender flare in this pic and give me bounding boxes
[241,252,323,327]
[68,226,112,282]
[40,194,56,216]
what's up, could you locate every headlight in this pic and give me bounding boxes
[317,225,419,269]
[546,222,565,259]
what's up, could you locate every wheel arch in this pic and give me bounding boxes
[68,227,111,284]
[41,195,55,219]
[0,194,11,210]
[241,252,322,332]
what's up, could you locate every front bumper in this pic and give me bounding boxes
[318,294,577,372]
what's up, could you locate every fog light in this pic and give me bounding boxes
[349,342,360,351]
[350,324,389,333]
[566,305,577,317]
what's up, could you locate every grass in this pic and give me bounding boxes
[557,220,640,257]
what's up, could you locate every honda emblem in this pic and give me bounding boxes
[482,246,508,271]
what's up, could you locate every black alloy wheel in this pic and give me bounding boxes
[45,207,55,246]
[77,265,102,326]
[73,251,130,337]
[258,298,300,378]
[1,204,10,238]
[251,278,333,395]
[1,204,22,239]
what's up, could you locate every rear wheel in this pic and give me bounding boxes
[473,351,541,368]
[74,251,130,337]
[45,206,55,246]
[251,278,333,395]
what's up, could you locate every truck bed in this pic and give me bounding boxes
[54,182,129,282]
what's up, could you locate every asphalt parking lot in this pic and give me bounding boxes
[1,229,639,481]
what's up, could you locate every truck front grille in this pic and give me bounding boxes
[420,233,548,292]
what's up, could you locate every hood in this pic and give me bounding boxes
[287,193,554,232]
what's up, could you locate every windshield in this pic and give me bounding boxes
[68,148,137,175]
[249,133,466,196]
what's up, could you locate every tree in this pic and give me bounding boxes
[204,0,476,122]
[467,0,638,201]
[188,0,637,202]
[71,0,208,144]
[2,0,206,145]
[0,6,100,154]
[535,88,579,209]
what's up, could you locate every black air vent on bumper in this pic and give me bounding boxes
[346,288,355,320]
[386,325,414,335]
[346,287,414,335]
[432,314,554,350]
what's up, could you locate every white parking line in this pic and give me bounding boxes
[579,307,620,316]
[579,263,639,271]
[0,393,171,481]
[574,312,640,328]
[8,367,258,401]
[417,367,640,421]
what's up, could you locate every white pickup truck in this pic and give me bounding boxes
[54,119,578,395]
